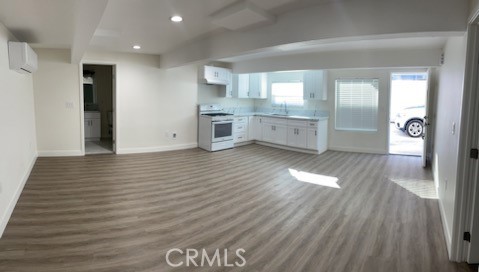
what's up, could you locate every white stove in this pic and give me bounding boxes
[198,104,234,151]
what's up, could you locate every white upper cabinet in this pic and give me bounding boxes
[199,65,232,85]
[303,70,327,100]
[234,74,250,98]
[232,73,267,99]
[248,73,267,99]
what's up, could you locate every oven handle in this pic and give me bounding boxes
[212,120,233,124]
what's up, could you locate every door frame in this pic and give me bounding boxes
[79,61,118,155]
[454,19,479,262]
[387,69,429,162]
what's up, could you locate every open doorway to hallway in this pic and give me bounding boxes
[82,64,115,155]
[389,73,428,156]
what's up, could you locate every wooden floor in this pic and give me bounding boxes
[0,144,474,272]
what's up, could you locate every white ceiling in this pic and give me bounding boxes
[0,0,337,55]
[0,0,466,65]
[0,0,76,48]
[89,0,337,54]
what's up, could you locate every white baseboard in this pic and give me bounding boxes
[255,141,320,154]
[117,143,198,154]
[438,196,453,258]
[328,146,387,155]
[0,154,37,238]
[38,150,83,157]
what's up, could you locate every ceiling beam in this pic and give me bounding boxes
[70,0,109,64]
[160,0,468,68]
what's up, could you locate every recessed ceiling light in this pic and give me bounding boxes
[170,15,183,22]
[133,45,141,50]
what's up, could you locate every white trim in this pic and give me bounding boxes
[328,146,386,155]
[439,195,453,256]
[78,63,85,155]
[0,154,37,238]
[116,143,198,155]
[255,141,320,154]
[455,22,479,263]
[80,61,118,155]
[38,150,83,157]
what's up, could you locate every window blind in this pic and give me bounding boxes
[335,79,379,131]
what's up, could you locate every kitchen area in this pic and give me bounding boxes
[198,65,329,154]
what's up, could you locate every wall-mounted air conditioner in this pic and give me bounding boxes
[8,41,38,74]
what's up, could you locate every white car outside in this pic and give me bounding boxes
[393,106,426,137]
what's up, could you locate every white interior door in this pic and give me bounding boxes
[422,70,432,167]
[466,65,479,263]
[468,156,479,263]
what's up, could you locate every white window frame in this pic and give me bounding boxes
[270,80,304,107]
[335,78,379,132]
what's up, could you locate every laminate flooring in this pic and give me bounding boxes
[0,144,474,272]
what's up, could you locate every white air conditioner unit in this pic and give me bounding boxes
[8,41,38,74]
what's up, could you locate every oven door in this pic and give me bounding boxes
[211,120,233,143]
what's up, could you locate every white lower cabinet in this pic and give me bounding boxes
[287,127,308,148]
[234,115,328,154]
[307,128,318,150]
[249,116,263,141]
[84,112,101,141]
[305,120,328,153]
[234,116,249,143]
[262,118,287,146]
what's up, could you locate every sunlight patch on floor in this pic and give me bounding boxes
[288,169,340,189]
[390,178,437,199]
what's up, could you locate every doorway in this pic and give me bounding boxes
[389,72,428,156]
[82,64,116,155]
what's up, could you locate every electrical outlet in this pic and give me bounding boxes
[172,132,177,139]
[65,101,74,109]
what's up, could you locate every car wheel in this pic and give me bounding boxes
[406,120,423,138]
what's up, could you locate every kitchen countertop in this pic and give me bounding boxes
[233,112,328,121]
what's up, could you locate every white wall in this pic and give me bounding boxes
[33,49,83,156]
[33,49,199,155]
[432,36,467,253]
[83,51,198,154]
[327,69,392,154]
[0,23,37,237]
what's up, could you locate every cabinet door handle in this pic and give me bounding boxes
[297,129,299,135]
[315,130,317,136]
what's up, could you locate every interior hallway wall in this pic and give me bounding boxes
[432,35,467,254]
